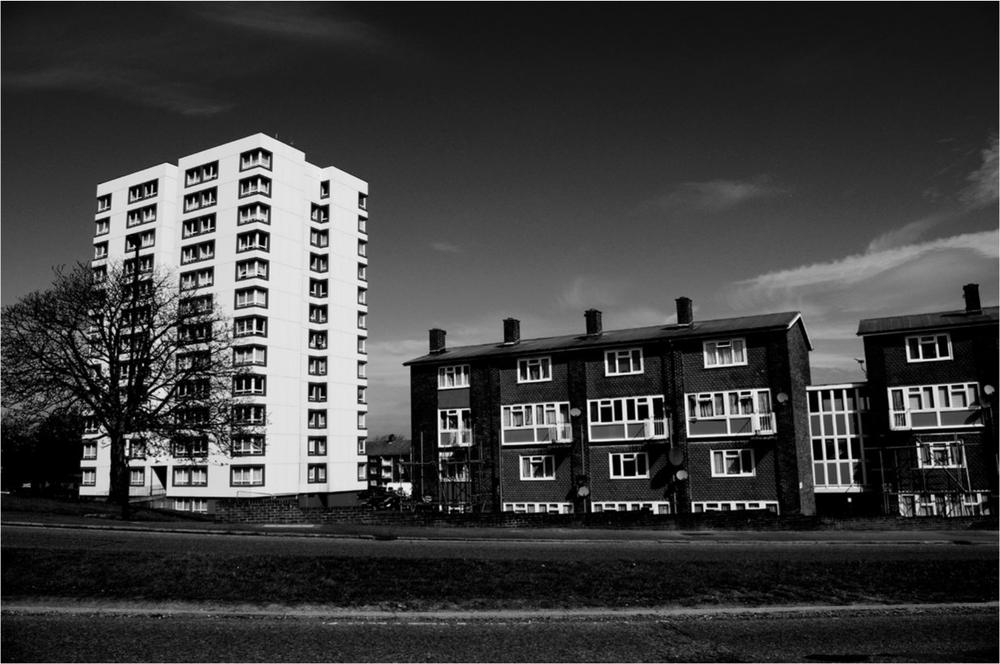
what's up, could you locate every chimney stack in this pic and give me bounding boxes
[676,297,693,326]
[503,318,521,345]
[963,283,982,315]
[585,309,603,335]
[429,328,446,353]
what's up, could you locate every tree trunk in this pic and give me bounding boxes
[107,432,131,519]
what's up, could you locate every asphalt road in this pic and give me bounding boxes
[3,524,997,563]
[3,605,997,662]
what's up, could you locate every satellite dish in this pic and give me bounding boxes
[674,470,688,481]
[776,392,789,404]
[577,485,590,497]
[569,408,582,417]
[668,447,684,466]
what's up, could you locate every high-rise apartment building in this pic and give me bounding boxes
[80,134,370,512]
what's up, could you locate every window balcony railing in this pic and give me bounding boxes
[439,429,473,448]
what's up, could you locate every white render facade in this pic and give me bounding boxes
[81,134,369,509]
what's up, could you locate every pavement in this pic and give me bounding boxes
[2,508,997,544]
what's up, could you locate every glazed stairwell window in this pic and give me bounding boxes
[438,409,472,447]
[703,338,747,368]
[517,357,551,383]
[889,383,981,430]
[905,333,952,362]
[686,389,774,437]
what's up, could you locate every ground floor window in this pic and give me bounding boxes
[897,492,989,517]
[307,464,327,483]
[129,468,145,486]
[174,498,208,513]
[439,451,470,482]
[81,468,96,486]
[692,501,779,514]
[592,501,671,514]
[503,502,572,514]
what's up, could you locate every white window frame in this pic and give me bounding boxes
[917,440,965,469]
[439,451,470,482]
[519,455,556,480]
[592,502,672,514]
[233,374,266,396]
[232,435,265,456]
[517,357,552,383]
[502,502,572,514]
[438,365,470,390]
[686,388,775,437]
[233,345,266,367]
[609,452,649,479]
[703,338,747,368]
[231,465,264,487]
[438,408,472,447]
[236,258,268,281]
[692,501,779,514]
[710,449,756,477]
[905,333,953,363]
[502,402,572,445]
[173,466,208,487]
[587,395,668,441]
[233,405,265,425]
[605,348,644,376]
[888,382,982,430]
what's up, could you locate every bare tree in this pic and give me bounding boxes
[2,261,250,515]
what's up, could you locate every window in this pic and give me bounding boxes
[233,374,266,396]
[82,468,97,486]
[96,195,111,213]
[233,405,265,425]
[182,214,216,238]
[234,287,268,309]
[310,253,328,273]
[239,175,271,198]
[172,435,208,457]
[95,218,110,236]
[906,333,953,362]
[311,229,329,248]
[238,202,270,226]
[897,491,989,518]
[82,442,98,460]
[609,452,649,479]
[185,161,218,187]
[177,350,211,371]
[308,383,327,402]
[918,440,965,468]
[125,230,155,252]
[92,266,107,283]
[889,383,982,430]
[231,465,264,486]
[438,408,472,447]
[592,502,671,515]
[437,365,471,389]
[236,230,269,252]
[311,204,329,223]
[234,315,267,338]
[502,402,572,444]
[308,464,327,483]
[357,312,367,330]
[439,451,469,482]
[308,437,327,456]
[305,278,326,298]
[176,379,209,399]
[357,361,367,379]
[320,180,330,198]
[503,502,573,514]
[123,255,154,275]
[358,462,368,482]
[588,395,668,441]
[517,357,551,383]
[358,263,367,281]
[308,304,328,324]
[173,466,208,486]
[357,288,367,305]
[605,348,643,376]
[358,192,368,210]
[128,179,158,203]
[357,386,367,404]
[686,389,774,437]
[692,501,779,514]
[181,240,215,264]
[126,204,157,227]
[232,435,265,456]
[308,330,327,349]
[308,410,327,429]
[234,345,267,367]
[235,258,269,281]
[711,449,755,477]
[240,148,272,171]
[357,411,367,429]
[184,187,217,212]
[178,322,212,344]
[357,437,366,455]
[179,295,213,317]
[357,336,367,355]
[520,455,556,480]
[175,498,208,513]
[308,357,327,375]
[180,267,214,291]
[358,215,367,234]
[808,385,868,490]
[93,242,108,260]
[704,339,747,368]
[358,240,367,257]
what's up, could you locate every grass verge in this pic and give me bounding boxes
[4,548,997,610]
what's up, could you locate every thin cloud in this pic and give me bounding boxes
[959,134,999,209]
[865,211,953,254]
[429,241,463,254]
[193,4,384,50]
[640,176,788,214]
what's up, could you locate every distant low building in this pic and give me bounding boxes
[365,436,412,496]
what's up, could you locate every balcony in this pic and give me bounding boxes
[590,417,670,442]
[439,430,473,448]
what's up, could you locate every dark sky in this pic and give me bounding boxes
[3,2,998,436]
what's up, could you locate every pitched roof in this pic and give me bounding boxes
[857,306,999,336]
[404,312,809,366]
[365,438,411,457]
